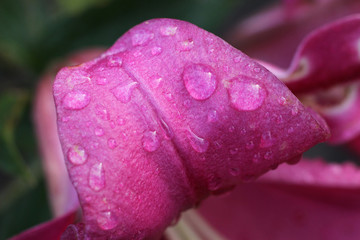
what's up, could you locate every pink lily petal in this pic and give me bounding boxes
[198,159,360,240]
[54,18,329,239]
[33,49,104,217]
[9,210,77,240]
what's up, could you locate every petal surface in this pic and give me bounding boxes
[54,18,329,239]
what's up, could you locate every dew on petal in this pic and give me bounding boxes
[187,129,209,153]
[160,26,177,36]
[207,109,218,123]
[107,56,123,67]
[67,145,88,165]
[278,96,287,105]
[260,131,273,148]
[117,117,125,126]
[111,82,138,103]
[183,64,217,100]
[246,141,254,150]
[288,127,294,134]
[228,77,266,111]
[96,77,108,85]
[160,118,173,140]
[229,167,240,176]
[233,56,241,63]
[95,127,104,136]
[131,30,154,46]
[228,126,235,133]
[97,211,118,230]
[291,107,299,116]
[95,105,110,121]
[151,46,162,56]
[63,90,91,110]
[107,138,117,149]
[143,130,160,152]
[252,153,261,163]
[264,151,273,160]
[230,147,239,155]
[89,162,105,191]
[179,40,194,51]
[149,75,163,89]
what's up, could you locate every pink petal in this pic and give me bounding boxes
[33,49,104,217]
[198,159,360,240]
[54,19,329,239]
[9,210,77,240]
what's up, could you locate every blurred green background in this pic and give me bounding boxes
[0,0,280,238]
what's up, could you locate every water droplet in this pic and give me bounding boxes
[67,145,88,165]
[252,153,261,163]
[288,127,294,133]
[133,50,142,57]
[278,96,287,105]
[96,77,108,85]
[228,78,266,111]
[151,46,162,56]
[228,126,235,133]
[230,147,239,155]
[276,115,284,124]
[291,107,299,116]
[149,75,162,89]
[233,56,241,63]
[63,90,91,110]
[107,56,122,67]
[229,167,240,176]
[95,127,104,136]
[183,99,191,108]
[111,82,138,103]
[89,162,105,191]
[164,92,173,101]
[66,70,90,86]
[213,140,222,149]
[143,131,160,152]
[246,141,254,150]
[97,211,117,230]
[160,26,177,36]
[95,105,110,120]
[264,151,273,160]
[187,129,209,153]
[107,138,117,149]
[110,120,116,129]
[117,117,125,126]
[183,64,217,100]
[253,67,261,73]
[260,131,273,148]
[208,176,221,191]
[131,30,154,46]
[179,40,194,51]
[207,109,218,123]
[160,118,173,139]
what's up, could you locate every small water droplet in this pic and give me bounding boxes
[66,70,90,86]
[110,120,116,129]
[229,167,240,176]
[160,26,177,36]
[260,131,273,148]
[207,109,218,123]
[291,107,299,116]
[143,131,160,152]
[228,78,266,111]
[164,92,173,100]
[117,117,125,126]
[107,138,117,149]
[183,64,217,100]
[230,147,239,155]
[276,115,284,124]
[149,75,162,89]
[187,129,209,153]
[183,99,191,108]
[252,153,261,163]
[179,40,194,51]
[208,176,221,191]
[160,118,173,139]
[89,162,105,191]
[264,151,273,160]
[111,82,138,103]
[288,127,294,133]
[67,145,88,165]
[278,96,287,105]
[213,140,222,150]
[107,56,122,67]
[253,67,261,73]
[151,46,162,56]
[96,77,108,85]
[132,30,154,46]
[233,56,241,63]
[97,211,117,230]
[228,126,235,133]
[246,141,254,150]
[95,127,104,136]
[133,50,142,57]
[95,105,110,120]
[63,90,91,110]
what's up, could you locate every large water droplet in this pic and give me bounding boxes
[89,162,105,191]
[67,145,88,165]
[187,129,209,153]
[97,211,118,230]
[260,131,273,148]
[63,90,91,110]
[107,56,123,67]
[179,40,194,51]
[143,131,160,152]
[183,64,217,100]
[207,109,218,123]
[160,26,177,36]
[131,30,154,46]
[228,78,266,111]
[111,82,138,103]
[151,46,162,56]
[107,138,117,149]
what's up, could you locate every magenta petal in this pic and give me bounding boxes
[54,19,329,239]
[198,159,360,240]
[283,14,360,93]
[9,210,77,240]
